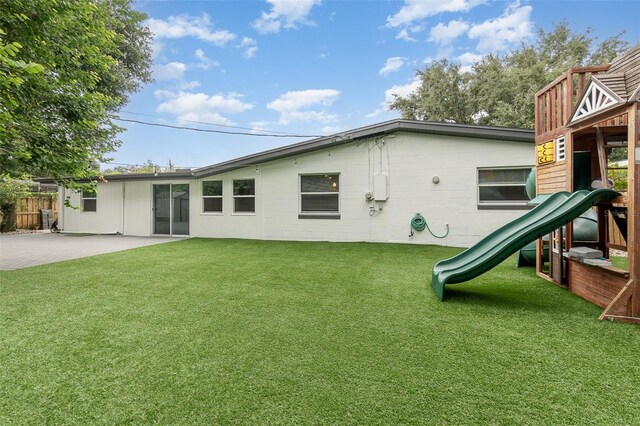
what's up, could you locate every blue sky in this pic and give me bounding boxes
[111,0,640,170]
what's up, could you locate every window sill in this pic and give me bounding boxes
[201,212,223,216]
[232,212,256,216]
[477,204,533,210]
[298,214,340,220]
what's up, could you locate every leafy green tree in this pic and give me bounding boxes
[0,28,44,87]
[390,59,473,123]
[0,0,152,190]
[391,22,628,128]
[0,175,29,232]
[103,159,160,175]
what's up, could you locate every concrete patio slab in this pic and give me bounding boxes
[0,232,182,271]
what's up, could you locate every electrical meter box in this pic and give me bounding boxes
[373,175,389,201]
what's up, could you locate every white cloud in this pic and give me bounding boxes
[379,57,407,76]
[321,126,341,134]
[153,62,187,80]
[155,91,253,125]
[151,40,164,59]
[267,89,340,125]
[153,90,174,100]
[429,19,469,44]
[395,29,416,42]
[458,52,484,73]
[252,17,280,34]
[468,3,533,52]
[367,76,421,118]
[180,80,201,90]
[436,45,454,59]
[385,77,421,104]
[239,37,258,59]
[148,14,236,46]
[365,108,384,119]
[249,121,272,133]
[153,60,205,88]
[280,110,338,124]
[194,49,220,70]
[253,0,322,34]
[387,0,487,28]
[458,52,483,64]
[268,89,339,112]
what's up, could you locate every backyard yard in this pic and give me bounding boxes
[1,238,638,424]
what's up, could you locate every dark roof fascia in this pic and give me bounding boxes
[192,120,533,178]
[101,171,194,182]
[35,171,194,184]
[192,133,354,178]
[36,120,534,183]
[392,120,533,142]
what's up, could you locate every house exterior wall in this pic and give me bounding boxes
[191,168,263,240]
[58,183,123,234]
[123,180,152,236]
[58,131,534,247]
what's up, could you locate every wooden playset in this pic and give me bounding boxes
[534,44,640,323]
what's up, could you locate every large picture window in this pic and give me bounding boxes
[202,181,222,213]
[233,179,255,213]
[478,168,530,208]
[82,189,97,212]
[300,174,339,218]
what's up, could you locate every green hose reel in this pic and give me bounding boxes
[411,213,427,232]
[410,213,449,239]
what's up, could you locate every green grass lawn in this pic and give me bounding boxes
[611,256,628,270]
[1,239,639,424]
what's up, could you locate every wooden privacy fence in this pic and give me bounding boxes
[16,196,58,229]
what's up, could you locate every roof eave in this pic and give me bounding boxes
[37,120,534,184]
[193,120,533,178]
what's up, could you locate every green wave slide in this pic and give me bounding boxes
[431,189,620,301]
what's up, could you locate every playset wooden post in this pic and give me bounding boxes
[534,45,640,323]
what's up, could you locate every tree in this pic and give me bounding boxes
[0,28,44,88]
[102,159,160,175]
[0,0,152,190]
[390,59,473,123]
[390,22,629,128]
[0,175,29,232]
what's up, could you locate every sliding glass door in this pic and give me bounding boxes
[153,184,189,235]
[153,184,171,235]
[171,184,189,235]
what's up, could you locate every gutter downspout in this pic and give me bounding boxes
[121,182,126,235]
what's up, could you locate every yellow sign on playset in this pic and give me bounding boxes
[536,141,555,165]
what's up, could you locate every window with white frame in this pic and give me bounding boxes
[82,189,97,212]
[233,179,255,213]
[556,136,566,162]
[202,181,222,213]
[299,174,339,217]
[477,167,530,208]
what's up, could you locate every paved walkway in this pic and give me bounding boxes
[0,232,181,271]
